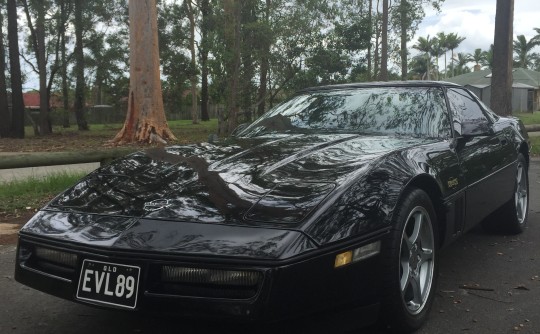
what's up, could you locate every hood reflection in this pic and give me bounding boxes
[49,134,434,226]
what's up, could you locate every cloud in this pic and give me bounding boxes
[412,0,540,59]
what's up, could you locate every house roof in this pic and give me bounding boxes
[23,92,40,108]
[447,68,540,88]
[23,92,63,109]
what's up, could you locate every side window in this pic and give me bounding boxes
[447,88,490,135]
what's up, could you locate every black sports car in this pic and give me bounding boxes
[15,82,530,332]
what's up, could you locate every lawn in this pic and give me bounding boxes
[0,115,538,155]
[0,172,87,220]
[0,119,219,152]
[514,112,540,125]
[529,136,540,156]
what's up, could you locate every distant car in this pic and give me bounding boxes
[15,82,530,332]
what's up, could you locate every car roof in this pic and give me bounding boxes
[298,80,462,93]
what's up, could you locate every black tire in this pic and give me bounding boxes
[379,188,438,333]
[482,153,529,235]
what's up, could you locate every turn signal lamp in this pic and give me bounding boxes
[334,251,353,268]
[334,241,381,268]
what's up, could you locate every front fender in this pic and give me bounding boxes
[302,141,458,246]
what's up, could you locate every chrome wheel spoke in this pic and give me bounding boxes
[400,261,411,291]
[408,213,423,245]
[514,163,528,224]
[410,276,423,305]
[420,248,433,263]
[517,165,523,185]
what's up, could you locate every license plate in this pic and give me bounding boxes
[76,259,140,310]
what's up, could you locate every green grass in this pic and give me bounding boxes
[22,119,219,141]
[529,136,540,156]
[0,172,87,217]
[24,118,219,136]
[515,112,540,125]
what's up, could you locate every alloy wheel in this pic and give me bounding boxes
[399,206,435,315]
[515,161,528,225]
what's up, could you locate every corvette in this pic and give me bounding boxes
[15,82,530,332]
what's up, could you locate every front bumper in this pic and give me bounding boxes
[15,234,382,323]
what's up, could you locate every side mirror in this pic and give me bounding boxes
[231,123,249,137]
[460,119,492,137]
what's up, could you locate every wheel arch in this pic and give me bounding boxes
[402,174,447,248]
[519,142,530,166]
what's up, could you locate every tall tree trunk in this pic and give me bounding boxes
[61,1,70,128]
[7,0,24,138]
[112,0,176,144]
[257,0,271,117]
[220,0,241,136]
[379,0,389,81]
[443,52,447,79]
[200,0,210,121]
[240,0,257,123]
[367,0,372,80]
[374,0,380,79]
[74,0,89,130]
[186,0,199,124]
[36,0,51,135]
[491,0,514,116]
[400,0,408,81]
[426,51,431,80]
[0,11,10,138]
[450,48,455,77]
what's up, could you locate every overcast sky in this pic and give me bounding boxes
[413,0,540,57]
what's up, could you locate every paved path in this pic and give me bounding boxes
[0,162,99,182]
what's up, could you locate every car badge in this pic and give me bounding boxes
[144,199,172,211]
[447,177,459,188]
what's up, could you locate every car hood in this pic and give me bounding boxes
[23,134,435,258]
[47,134,432,225]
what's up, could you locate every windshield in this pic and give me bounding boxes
[239,86,451,138]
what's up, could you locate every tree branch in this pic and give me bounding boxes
[21,0,40,63]
[20,52,39,74]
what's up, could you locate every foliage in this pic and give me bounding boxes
[9,0,540,141]
[481,45,494,70]
[469,48,486,66]
[454,52,472,75]
[513,34,540,69]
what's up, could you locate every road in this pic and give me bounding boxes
[0,160,539,334]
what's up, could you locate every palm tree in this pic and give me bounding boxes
[481,45,494,70]
[469,48,486,71]
[413,36,434,80]
[445,33,466,77]
[513,34,539,69]
[532,27,540,45]
[454,53,472,75]
[409,55,436,80]
[430,37,445,80]
[436,32,449,78]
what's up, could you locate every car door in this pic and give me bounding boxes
[446,88,516,231]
